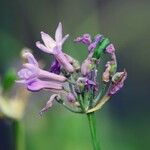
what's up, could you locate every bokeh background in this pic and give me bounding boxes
[0,0,150,150]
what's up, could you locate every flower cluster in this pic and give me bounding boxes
[17,23,127,114]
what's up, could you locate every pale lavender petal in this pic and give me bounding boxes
[40,31,56,49]
[18,68,36,80]
[36,41,53,54]
[39,94,59,115]
[55,22,62,43]
[23,63,39,74]
[39,69,66,82]
[22,51,38,67]
[27,79,63,92]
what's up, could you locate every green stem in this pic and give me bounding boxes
[13,120,26,150]
[87,112,101,150]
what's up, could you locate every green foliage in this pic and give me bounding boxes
[2,69,17,92]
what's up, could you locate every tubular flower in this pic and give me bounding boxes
[17,23,127,114]
[17,50,66,92]
[36,22,74,73]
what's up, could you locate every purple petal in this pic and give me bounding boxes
[39,69,66,82]
[18,68,37,80]
[27,79,63,92]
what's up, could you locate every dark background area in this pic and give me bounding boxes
[0,0,150,149]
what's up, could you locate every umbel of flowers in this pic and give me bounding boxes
[17,23,127,115]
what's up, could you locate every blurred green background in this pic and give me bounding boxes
[0,0,150,150]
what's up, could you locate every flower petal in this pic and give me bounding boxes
[55,22,62,43]
[41,31,56,49]
[39,69,66,82]
[36,41,53,54]
[23,63,39,74]
[61,34,69,45]
[27,79,63,92]
[18,68,36,80]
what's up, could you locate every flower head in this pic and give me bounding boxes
[17,23,127,114]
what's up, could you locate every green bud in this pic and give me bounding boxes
[93,38,110,59]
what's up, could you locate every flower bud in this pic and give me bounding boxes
[67,93,76,103]
[109,69,127,95]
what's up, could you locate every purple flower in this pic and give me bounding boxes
[74,33,92,45]
[17,50,66,91]
[109,69,127,95]
[36,22,74,73]
[17,25,127,114]
[36,22,69,53]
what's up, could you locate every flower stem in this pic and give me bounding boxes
[87,112,101,150]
